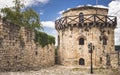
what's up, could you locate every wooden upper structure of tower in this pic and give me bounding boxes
[55,6,117,30]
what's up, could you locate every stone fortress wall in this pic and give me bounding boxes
[56,6,118,68]
[0,19,55,71]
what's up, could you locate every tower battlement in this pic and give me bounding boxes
[55,6,118,68]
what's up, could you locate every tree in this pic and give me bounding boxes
[1,0,41,30]
[22,8,41,29]
[34,30,55,47]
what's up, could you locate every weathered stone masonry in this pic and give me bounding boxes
[0,19,55,71]
[55,6,118,68]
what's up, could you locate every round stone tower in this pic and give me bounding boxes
[55,6,117,67]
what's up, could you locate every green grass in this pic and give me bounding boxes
[72,68,87,71]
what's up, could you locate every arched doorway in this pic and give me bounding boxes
[79,58,85,65]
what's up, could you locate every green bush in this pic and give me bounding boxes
[34,30,55,47]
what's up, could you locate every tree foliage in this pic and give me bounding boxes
[34,30,55,47]
[1,0,41,30]
[22,8,41,29]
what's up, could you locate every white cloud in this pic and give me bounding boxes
[40,12,44,15]
[93,5,108,8]
[77,5,84,7]
[108,0,120,45]
[108,0,120,16]
[67,8,71,10]
[58,10,65,14]
[41,21,55,28]
[0,0,14,9]
[0,0,49,9]
[24,0,49,6]
[37,0,49,4]
[86,4,92,6]
[77,4,108,9]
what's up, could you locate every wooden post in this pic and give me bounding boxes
[118,52,120,66]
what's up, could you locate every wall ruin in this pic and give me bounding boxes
[0,19,55,71]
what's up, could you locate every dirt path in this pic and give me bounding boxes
[0,65,118,75]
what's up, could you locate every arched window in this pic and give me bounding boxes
[103,37,107,45]
[79,58,85,65]
[79,12,84,23]
[79,38,84,45]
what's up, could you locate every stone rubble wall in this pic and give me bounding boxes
[0,19,55,71]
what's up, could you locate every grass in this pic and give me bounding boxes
[72,68,87,71]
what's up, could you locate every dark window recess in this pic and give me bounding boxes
[7,61,10,65]
[108,30,110,34]
[13,42,15,46]
[103,37,107,45]
[35,51,38,55]
[58,35,60,45]
[14,56,17,59]
[79,38,84,45]
[0,38,3,48]
[4,35,7,39]
[100,57,102,64]
[79,12,84,23]
[99,36,102,41]
[106,54,111,66]
[79,58,85,65]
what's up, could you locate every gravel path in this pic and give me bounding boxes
[0,65,114,75]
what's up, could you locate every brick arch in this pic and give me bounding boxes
[77,35,87,40]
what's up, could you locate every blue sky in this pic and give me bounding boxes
[34,0,112,21]
[0,0,120,45]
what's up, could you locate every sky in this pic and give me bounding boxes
[0,0,120,46]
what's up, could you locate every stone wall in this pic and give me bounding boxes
[58,26,116,66]
[0,19,55,71]
[56,6,118,68]
[63,6,108,16]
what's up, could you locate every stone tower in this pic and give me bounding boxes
[55,6,117,67]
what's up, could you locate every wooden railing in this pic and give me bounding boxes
[55,14,117,28]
